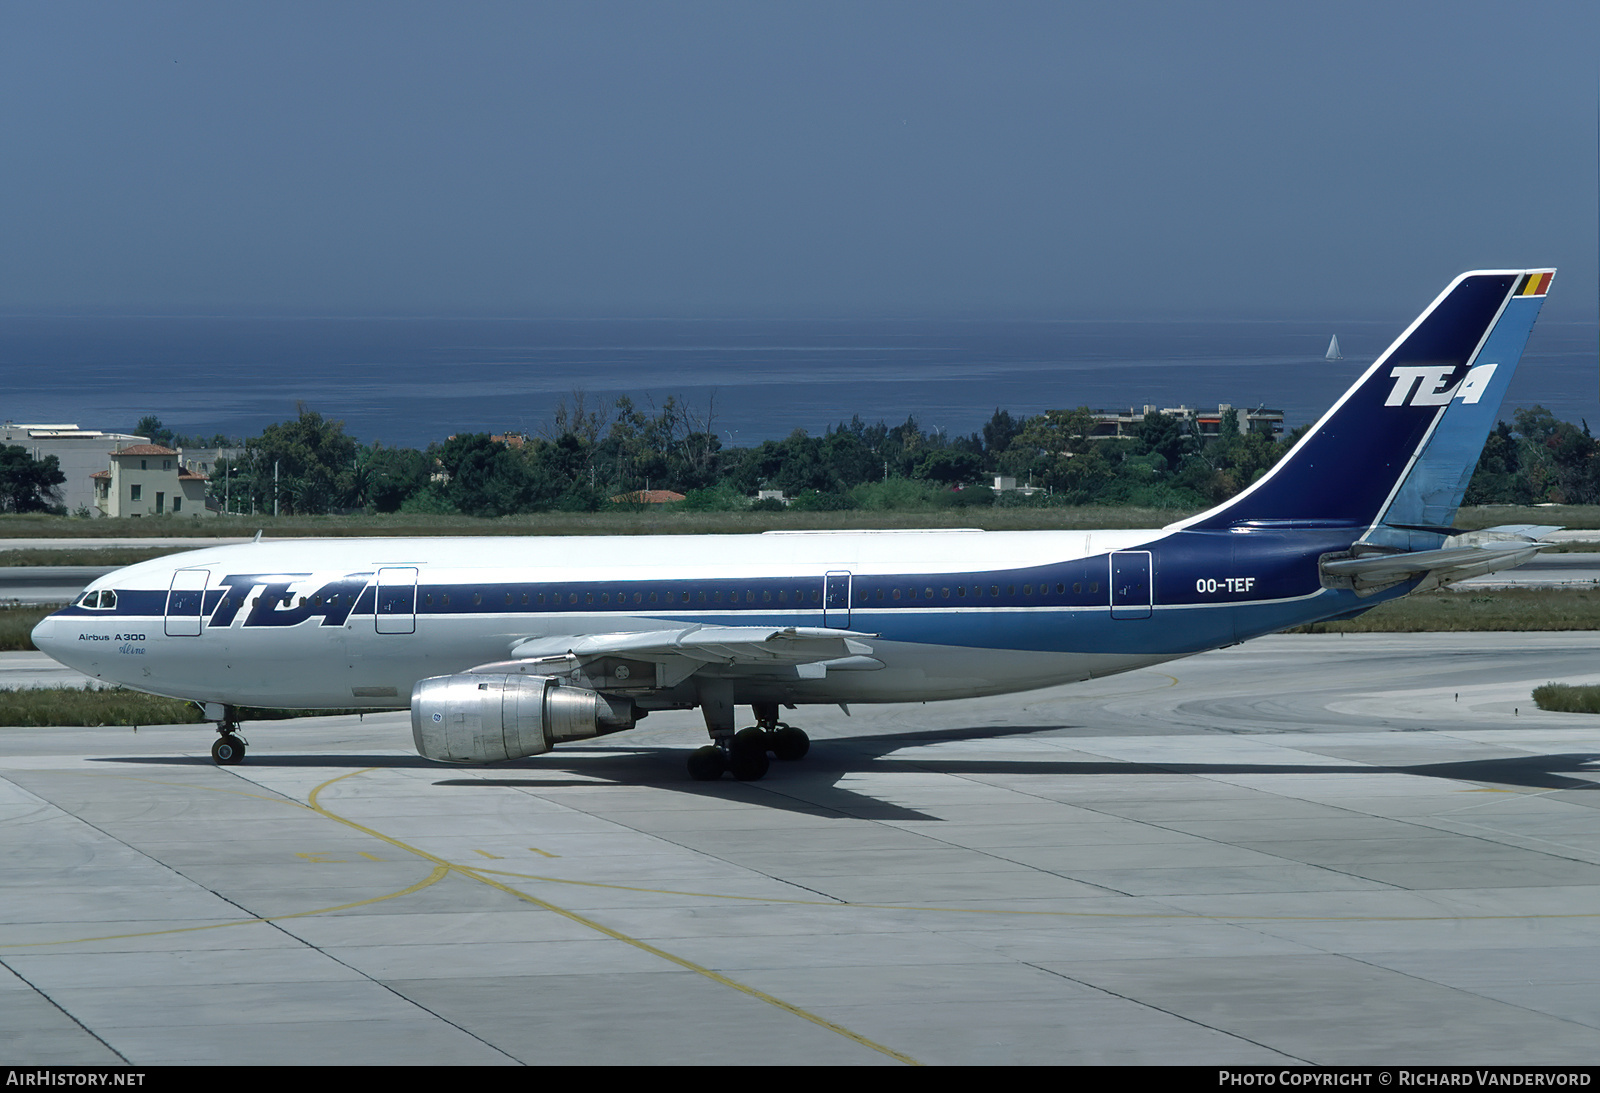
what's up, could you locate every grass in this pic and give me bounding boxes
[0,506,1202,538]
[8,504,1600,541]
[0,547,185,567]
[1,605,53,651]
[0,684,378,727]
[1532,683,1600,714]
[1291,587,1600,633]
[0,685,206,727]
[1454,505,1600,531]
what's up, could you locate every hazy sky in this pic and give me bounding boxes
[3,1,1597,321]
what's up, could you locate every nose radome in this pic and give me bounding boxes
[30,614,58,655]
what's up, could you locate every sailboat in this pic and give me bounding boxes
[1325,335,1344,360]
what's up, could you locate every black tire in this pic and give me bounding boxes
[687,745,726,781]
[727,731,770,781]
[727,747,770,782]
[734,726,769,754]
[211,735,245,765]
[771,725,810,761]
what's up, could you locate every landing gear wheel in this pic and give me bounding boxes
[687,745,726,781]
[727,730,771,781]
[770,725,810,761]
[211,735,246,765]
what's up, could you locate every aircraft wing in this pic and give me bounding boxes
[1323,524,1559,590]
[456,624,883,692]
[505,625,878,665]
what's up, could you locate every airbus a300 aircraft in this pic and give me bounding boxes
[32,269,1557,780]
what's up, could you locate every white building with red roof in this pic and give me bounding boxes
[91,444,215,518]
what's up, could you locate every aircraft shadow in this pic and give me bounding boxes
[88,723,1600,822]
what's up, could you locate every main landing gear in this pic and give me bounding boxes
[205,704,247,765]
[687,701,810,782]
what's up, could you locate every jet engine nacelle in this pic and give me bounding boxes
[410,672,631,764]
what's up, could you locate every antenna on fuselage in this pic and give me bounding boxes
[253,530,262,543]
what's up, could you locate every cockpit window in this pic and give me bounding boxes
[78,590,116,610]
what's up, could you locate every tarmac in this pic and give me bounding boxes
[4,632,1600,1065]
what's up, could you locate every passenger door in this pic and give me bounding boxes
[375,567,418,634]
[823,570,852,628]
[164,568,210,637]
[1109,551,1153,620]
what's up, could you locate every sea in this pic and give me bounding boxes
[1,314,1596,450]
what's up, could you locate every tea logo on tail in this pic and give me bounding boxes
[1384,362,1498,407]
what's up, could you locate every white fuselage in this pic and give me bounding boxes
[32,527,1206,711]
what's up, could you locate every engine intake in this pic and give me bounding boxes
[411,673,632,764]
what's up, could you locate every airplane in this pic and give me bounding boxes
[30,268,1557,780]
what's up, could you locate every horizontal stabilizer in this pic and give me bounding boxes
[1323,525,1557,588]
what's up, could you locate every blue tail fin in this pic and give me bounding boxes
[1176,269,1554,536]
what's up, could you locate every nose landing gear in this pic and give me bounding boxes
[211,732,246,765]
[204,704,247,765]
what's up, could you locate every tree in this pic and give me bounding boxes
[226,407,360,515]
[1136,411,1189,471]
[916,448,983,486]
[0,446,67,514]
[356,445,431,513]
[132,415,175,448]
